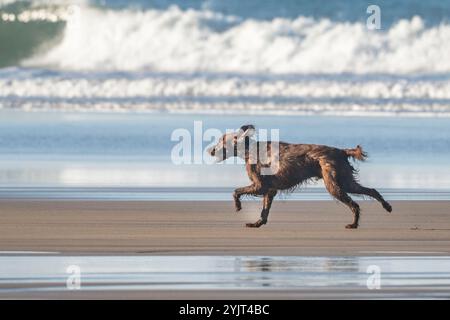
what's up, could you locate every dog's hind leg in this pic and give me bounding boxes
[246,189,277,228]
[345,182,392,213]
[322,165,360,229]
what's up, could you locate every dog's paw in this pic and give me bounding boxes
[246,222,261,228]
[245,219,265,228]
[383,202,392,213]
[345,223,358,229]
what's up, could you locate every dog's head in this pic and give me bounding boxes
[208,124,255,162]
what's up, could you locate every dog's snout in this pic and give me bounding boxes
[209,148,216,156]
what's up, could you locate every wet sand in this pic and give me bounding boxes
[1,200,450,299]
[1,200,449,256]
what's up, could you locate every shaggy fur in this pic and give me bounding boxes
[209,124,392,229]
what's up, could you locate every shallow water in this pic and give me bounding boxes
[0,255,449,298]
[0,111,449,198]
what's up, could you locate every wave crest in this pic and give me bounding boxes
[21,6,450,74]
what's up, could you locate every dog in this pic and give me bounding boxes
[208,124,392,229]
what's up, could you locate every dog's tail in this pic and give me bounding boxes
[344,145,367,161]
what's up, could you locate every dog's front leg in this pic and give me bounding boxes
[246,189,277,228]
[233,184,262,212]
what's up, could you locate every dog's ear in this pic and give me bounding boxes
[237,124,255,142]
[240,124,255,132]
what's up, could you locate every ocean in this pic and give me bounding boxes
[1,0,450,115]
[1,0,450,199]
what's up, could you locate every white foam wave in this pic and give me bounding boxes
[24,5,450,74]
[1,70,450,116]
[0,0,87,9]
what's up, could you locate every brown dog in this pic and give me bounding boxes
[209,124,392,229]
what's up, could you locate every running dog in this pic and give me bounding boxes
[208,124,392,229]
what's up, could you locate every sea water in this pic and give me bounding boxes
[0,111,449,199]
[1,0,450,115]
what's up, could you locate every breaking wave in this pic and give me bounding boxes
[0,3,448,74]
[1,1,450,115]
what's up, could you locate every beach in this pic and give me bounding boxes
[1,199,450,299]
[1,0,450,301]
[1,200,449,255]
[0,108,449,300]
[0,103,449,301]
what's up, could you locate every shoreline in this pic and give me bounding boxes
[1,187,450,201]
